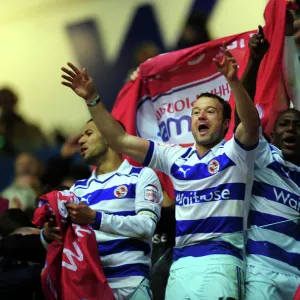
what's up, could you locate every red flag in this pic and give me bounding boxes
[112,0,290,198]
[255,0,290,136]
[294,285,300,300]
[33,191,115,300]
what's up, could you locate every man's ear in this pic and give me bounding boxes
[223,119,230,132]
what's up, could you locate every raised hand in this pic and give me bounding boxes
[61,62,99,101]
[213,42,238,82]
[249,26,269,60]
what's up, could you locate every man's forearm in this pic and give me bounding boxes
[230,79,260,133]
[86,97,150,164]
[92,211,157,239]
[240,57,262,101]
[235,58,262,128]
[88,100,127,152]
[283,36,300,109]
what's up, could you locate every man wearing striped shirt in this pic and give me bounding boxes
[65,119,163,300]
[239,24,300,300]
[61,45,259,299]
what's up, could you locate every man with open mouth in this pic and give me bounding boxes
[238,24,300,300]
[61,39,260,299]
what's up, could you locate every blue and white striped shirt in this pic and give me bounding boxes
[71,160,163,289]
[143,136,257,269]
[246,136,300,276]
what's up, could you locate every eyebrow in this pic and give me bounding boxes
[82,129,93,135]
[279,117,300,122]
[192,106,217,111]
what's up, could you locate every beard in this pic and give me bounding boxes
[194,129,224,147]
[84,145,108,166]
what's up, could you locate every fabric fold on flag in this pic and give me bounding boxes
[294,285,300,300]
[32,190,115,300]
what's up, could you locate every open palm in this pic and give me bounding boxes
[213,43,238,81]
[61,62,98,100]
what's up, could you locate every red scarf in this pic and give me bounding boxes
[294,286,300,300]
[112,0,294,198]
[32,190,115,300]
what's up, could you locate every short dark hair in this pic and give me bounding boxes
[87,118,126,132]
[198,92,232,121]
[274,108,300,129]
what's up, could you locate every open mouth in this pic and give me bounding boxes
[283,136,296,147]
[81,147,88,156]
[198,124,210,135]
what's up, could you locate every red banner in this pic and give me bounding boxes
[112,0,290,198]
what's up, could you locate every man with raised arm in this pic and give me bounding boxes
[61,44,260,300]
[237,23,300,300]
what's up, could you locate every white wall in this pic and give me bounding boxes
[0,0,267,136]
[208,0,268,38]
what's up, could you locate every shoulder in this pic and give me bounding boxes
[139,166,159,180]
[71,176,93,191]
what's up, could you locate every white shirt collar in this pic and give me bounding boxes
[91,159,131,179]
[191,139,226,158]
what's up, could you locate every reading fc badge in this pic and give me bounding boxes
[208,159,220,174]
[114,185,128,198]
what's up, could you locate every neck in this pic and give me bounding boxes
[195,139,223,157]
[95,149,123,175]
[284,154,300,166]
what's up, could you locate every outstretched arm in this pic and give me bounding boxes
[235,26,269,129]
[241,26,269,101]
[213,42,260,147]
[61,63,149,164]
[283,12,300,110]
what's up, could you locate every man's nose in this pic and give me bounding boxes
[198,110,207,119]
[286,120,297,132]
[78,136,85,145]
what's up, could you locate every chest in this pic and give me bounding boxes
[75,177,138,207]
[265,159,300,187]
[254,168,300,216]
[170,152,238,187]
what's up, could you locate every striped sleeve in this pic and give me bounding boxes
[224,135,257,170]
[95,168,163,239]
[143,140,185,175]
[135,167,163,222]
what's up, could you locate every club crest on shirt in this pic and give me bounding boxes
[144,184,159,203]
[114,185,128,198]
[208,159,220,174]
